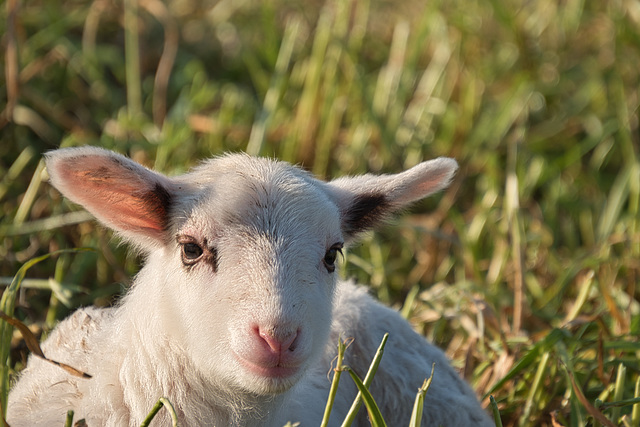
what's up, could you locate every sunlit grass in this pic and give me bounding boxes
[1,0,640,425]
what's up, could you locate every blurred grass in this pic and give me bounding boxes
[1,0,640,425]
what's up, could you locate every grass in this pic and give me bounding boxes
[1,0,640,425]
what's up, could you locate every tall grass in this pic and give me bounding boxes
[1,0,639,425]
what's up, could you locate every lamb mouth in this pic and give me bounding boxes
[240,358,301,379]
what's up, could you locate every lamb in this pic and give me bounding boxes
[7,147,492,426]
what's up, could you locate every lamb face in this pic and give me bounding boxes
[154,157,341,395]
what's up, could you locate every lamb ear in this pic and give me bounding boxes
[45,147,175,247]
[327,157,458,239]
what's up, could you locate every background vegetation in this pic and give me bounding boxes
[1,0,640,425]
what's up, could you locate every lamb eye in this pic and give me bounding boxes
[182,242,204,263]
[324,249,338,265]
[323,243,343,273]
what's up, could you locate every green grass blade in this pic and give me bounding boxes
[320,336,348,427]
[490,395,503,427]
[124,0,142,118]
[14,159,45,226]
[563,270,595,324]
[520,351,550,426]
[344,367,387,427]
[596,165,632,243]
[610,363,626,423]
[140,397,179,427]
[598,397,640,410]
[341,333,389,426]
[408,363,435,427]
[65,410,74,427]
[632,377,640,427]
[0,146,35,203]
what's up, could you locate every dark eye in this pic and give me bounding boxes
[323,243,344,273]
[178,236,219,271]
[182,242,204,264]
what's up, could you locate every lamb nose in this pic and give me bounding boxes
[257,327,299,354]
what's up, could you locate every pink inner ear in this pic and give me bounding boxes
[412,170,451,197]
[391,159,457,205]
[51,153,172,240]
[81,184,169,234]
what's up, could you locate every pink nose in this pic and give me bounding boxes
[255,326,299,356]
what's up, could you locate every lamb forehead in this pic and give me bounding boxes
[179,154,341,236]
[184,153,311,185]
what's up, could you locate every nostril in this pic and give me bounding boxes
[285,330,300,352]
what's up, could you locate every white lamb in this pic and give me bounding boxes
[7,147,492,426]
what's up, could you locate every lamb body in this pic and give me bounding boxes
[8,147,492,426]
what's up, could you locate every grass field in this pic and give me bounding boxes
[1,0,640,425]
